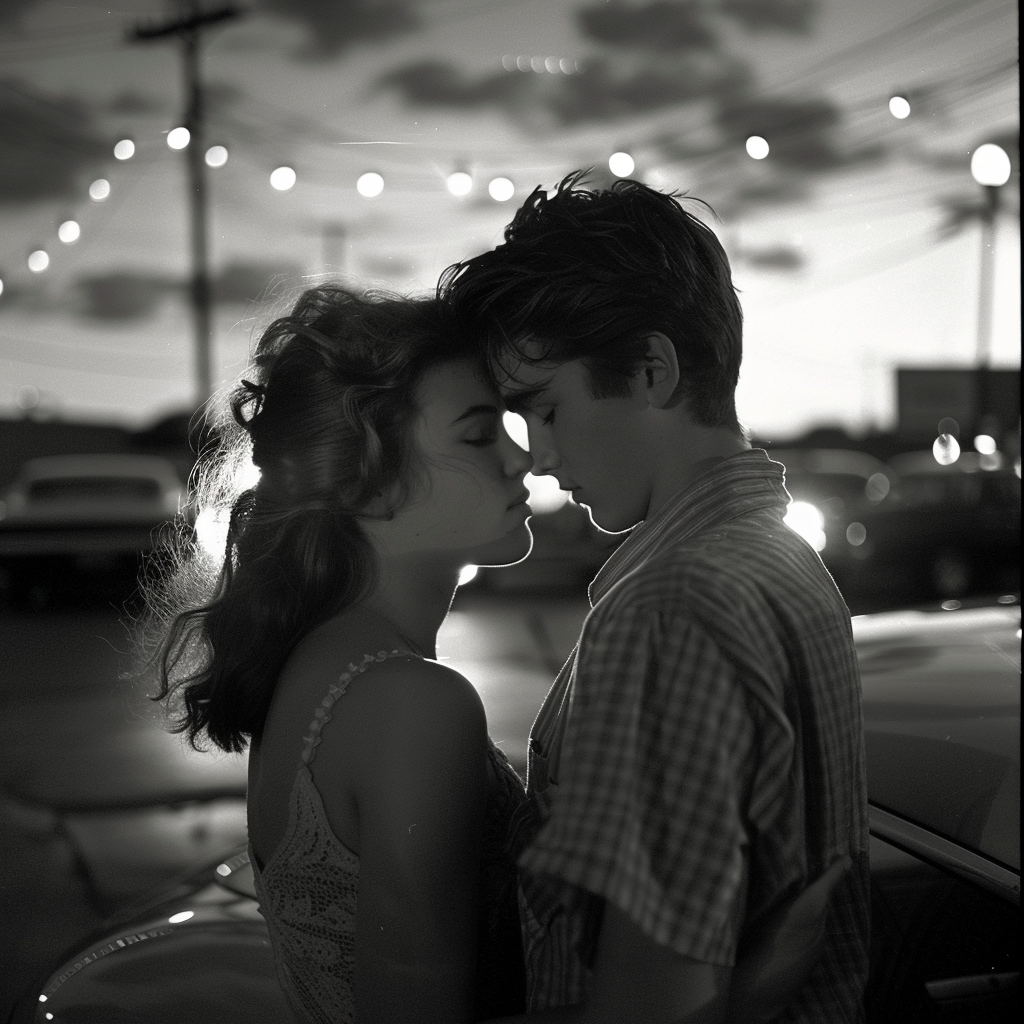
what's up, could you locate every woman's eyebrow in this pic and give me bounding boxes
[450,403,499,425]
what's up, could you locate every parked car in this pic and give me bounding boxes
[11,600,1020,1022]
[0,454,188,609]
[824,451,1020,611]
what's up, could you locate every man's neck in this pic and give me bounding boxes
[645,425,750,523]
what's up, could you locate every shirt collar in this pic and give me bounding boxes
[588,449,789,606]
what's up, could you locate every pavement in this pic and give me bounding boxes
[0,583,589,1019]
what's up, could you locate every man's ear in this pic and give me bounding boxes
[640,332,680,409]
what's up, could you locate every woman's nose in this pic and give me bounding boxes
[502,433,534,477]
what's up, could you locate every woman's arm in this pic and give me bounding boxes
[352,660,490,1024]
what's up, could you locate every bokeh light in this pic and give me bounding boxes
[932,433,961,465]
[357,171,384,197]
[846,522,867,546]
[113,139,135,160]
[488,177,515,202]
[27,250,50,273]
[0,277,5,298]
[58,220,81,244]
[888,96,911,119]
[270,166,297,191]
[608,151,635,177]
[526,474,570,514]
[167,126,190,150]
[937,416,960,437]
[970,143,1012,187]
[974,433,997,454]
[865,472,890,502]
[783,501,826,551]
[446,171,473,196]
[746,136,770,160]
[88,179,110,202]
[205,145,228,168]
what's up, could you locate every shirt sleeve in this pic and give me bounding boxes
[518,606,757,967]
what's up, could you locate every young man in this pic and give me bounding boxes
[440,173,869,1023]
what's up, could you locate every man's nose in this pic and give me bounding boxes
[527,429,560,476]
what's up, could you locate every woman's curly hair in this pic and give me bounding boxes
[137,285,474,753]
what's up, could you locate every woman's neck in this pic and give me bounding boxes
[359,556,461,660]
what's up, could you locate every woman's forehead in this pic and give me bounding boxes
[415,358,498,418]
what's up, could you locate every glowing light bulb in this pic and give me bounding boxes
[58,220,81,244]
[28,250,50,272]
[608,152,635,177]
[888,96,910,119]
[746,136,769,160]
[270,166,296,191]
[205,145,228,168]
[970,143,1011,187]
[357,172,384,197]
[488,177,515,202]
[447,171,473,196]
[932,433,961,465]
[167,126,190,150]
[114,139,135,160]
[89,178,111,201]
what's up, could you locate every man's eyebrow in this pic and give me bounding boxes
[450,403,500,426]
[502,386,549,414]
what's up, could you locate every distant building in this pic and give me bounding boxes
[896,367,1020,442]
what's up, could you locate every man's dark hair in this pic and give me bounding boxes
[439,170,743,429]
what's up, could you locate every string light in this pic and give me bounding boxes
[446,171,473,196]
[356,171,384,197]
[746,136,769,160]
[608,152,635,177]
[88,179,110,201]
[166,127,190,150]
[888,96,911,118]
[205,145,228,168]
[58,220,81,244]
[270,166,296,191]
[488,177,515,201]
[27,250,50,272]
[114,139,135,160]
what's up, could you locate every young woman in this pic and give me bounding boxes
[142,285,533,1023]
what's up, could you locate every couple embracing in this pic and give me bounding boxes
[144,173,869,1023]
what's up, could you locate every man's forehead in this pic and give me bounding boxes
[487,339,549,386]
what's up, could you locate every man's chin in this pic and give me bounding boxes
[585,504,638,536]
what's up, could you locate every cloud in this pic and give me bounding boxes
[0,79,112,205]
[0,0,36,32]
[576,1,718,53]
[377,60,531,110]
[713,95,884,171]
[257,0,420,59]
[736,243,806,271]
[719,0,818,34]
[548,55,750,125]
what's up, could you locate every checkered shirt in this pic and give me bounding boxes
[511,449,870,1021]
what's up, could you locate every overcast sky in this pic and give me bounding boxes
[0,0,1018,437]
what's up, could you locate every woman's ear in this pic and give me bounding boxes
[641,332,681,409]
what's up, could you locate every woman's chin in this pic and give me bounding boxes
[467,522,534,568]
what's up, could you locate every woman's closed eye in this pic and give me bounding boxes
[463,430,498,447]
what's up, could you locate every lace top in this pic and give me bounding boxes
[250,650,527,1023]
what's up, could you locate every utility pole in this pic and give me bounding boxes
[129,3,243,411]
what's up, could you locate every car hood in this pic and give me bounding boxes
[854,603,1020,871]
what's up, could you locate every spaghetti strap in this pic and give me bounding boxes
[300,649,414,766]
